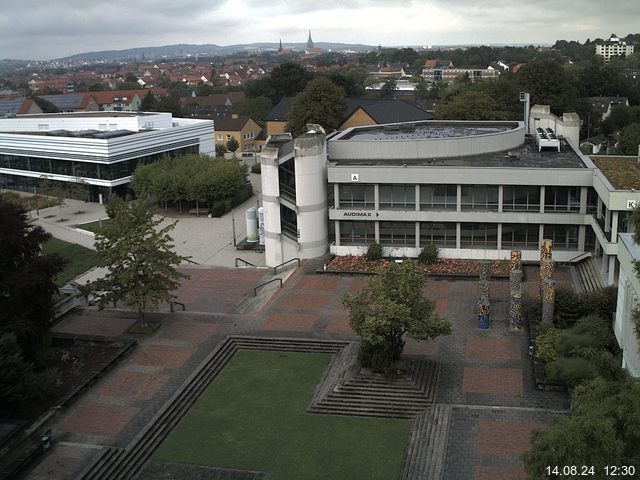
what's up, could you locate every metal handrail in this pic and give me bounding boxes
[254,278,282,296]
[235,257,256,267]
[273,257,300,275]
[568,251,592,263]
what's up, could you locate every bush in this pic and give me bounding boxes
[553,288,582,328]
[418,244,439,265]
[545,357,598,387]
[251,163,261,174]
[556,332,603,357]
[366,243,383,261]
[210,201,226,217]
[223,198,233,213]
[358,339,405,375]
[535,325,562,362]
[231,181,253,207]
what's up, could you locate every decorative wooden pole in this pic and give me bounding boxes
[510,291,523,329]
[477,299,490,329]
[541,279,557,324]
[509,250,522,272]
[540,239,553,260]
[480,260,492,282]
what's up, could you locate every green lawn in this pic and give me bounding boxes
[154,350,411,480]
[42,237,101,286]
[74,218,111,233]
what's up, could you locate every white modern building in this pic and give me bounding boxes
[0,112,214,201]
[614,233,640,377]
[595,35,635,62]
[259,107,640,290]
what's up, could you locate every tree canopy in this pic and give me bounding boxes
[88,197,189,324]
[285,77,346,137]
[523,376,640,477]
[0,196,63,357]
[343,261,452,373]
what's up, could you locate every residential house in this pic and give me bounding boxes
[586,97,630,120]
[36,93,99,112]
[180,92,246,118]
[0,97,43,116]
[214,114,263,152]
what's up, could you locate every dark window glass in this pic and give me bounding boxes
[461,185,498,211]
[338,184,374,208]
[543,224,579,249]
[420,184,457,210]
[339,221,376,245]
[502,186,540,211]
[380,221,416,246]
[379,184,415,209]
[501,224,539,248]
[544,186,580,212]
[420,222,457,247]
[460,223,498,248]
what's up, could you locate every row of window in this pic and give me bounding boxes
[336,184,592,212]
[338,221,581,250]
[0,146,199,181]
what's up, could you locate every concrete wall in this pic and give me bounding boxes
[615,234,640,377]
[259,147,283,267]
[529,105,581,147]
[330,121,524,160]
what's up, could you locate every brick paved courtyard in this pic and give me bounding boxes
[27,262,572,479]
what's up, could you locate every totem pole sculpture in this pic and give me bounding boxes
[541,279,557,324]
[509,264,523,330]
[477,261,491,329]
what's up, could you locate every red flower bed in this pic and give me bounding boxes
[326,256,510,277]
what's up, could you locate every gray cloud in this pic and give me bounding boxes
[0,0,638,59]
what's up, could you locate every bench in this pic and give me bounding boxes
[188,208,208,216]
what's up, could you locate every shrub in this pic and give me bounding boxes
[418,244,439,265]
[553,288,582,328]
[223,198,233,213]
[251,163,261,174]
[231,181,253,207]
[210,201,226,217]
[366,243,383,261]
[545,357,598,387]
[569,314,618,352]
[535,325,562,362]
[556,332,603,357]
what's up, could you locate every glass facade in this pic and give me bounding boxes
[380,221,416,246]
[280,204,298,239]
[460,223,498,248]
[339,221,375,245]
[420,184,457,210]
[379,184,415,210]
[0,145,199,182]
[461,185,499,211]
[420,222,457,247]
[544,186,580,212]
[502,224,539,248]
[338,184,374,209]
[544,224,579,250]
[502,186,540,211]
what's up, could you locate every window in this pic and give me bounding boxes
[379,184,415,209]
[544,186,580,212]
[280,205,298,239]
[420,184,456,210]
[502,186,540,211]
[543,224,579,250]
[340,221,376,245]
[226,135,232,141]
[460,223,498,248]
[420,222,456,247]
[502,224,539,248]
[461,185,498,211]
[379,221,416,246]
[338,184,374,209]
[217,134,223,141]
[586,188,598,214]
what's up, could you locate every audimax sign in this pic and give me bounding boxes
[342,211,379,217]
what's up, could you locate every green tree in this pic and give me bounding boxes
[226,136,240,153]
[140,90,159,111]
[342,261,452,373]
[517,59,579,115]
[0,333,58,417]
[435,90,507,120]
[285,77,346,137]
[234,96,273,126]
[88,198,189,325]
[523,376,640,478]
[618,123,640,155]
[0,196,63,358]
[379,79,397,98]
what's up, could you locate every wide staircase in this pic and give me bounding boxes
[309,359,440,419]
[401,405,452,480]
[575,257,606,292]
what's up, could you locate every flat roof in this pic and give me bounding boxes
[590,156,640,190]
[329,138,587,169]
[16,111,157,119]
[1,129,139,139]
[338,121,518,141]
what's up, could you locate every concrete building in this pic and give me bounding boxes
[0,111,214,202]
[259,107,640,288]
[595,34,635,62]
[614,233,640,377]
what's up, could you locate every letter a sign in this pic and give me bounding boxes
[351,173,359,182]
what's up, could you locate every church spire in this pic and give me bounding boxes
[278,38,283,52]
[306,29,314,50]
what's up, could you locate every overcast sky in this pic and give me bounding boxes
[1,0,638,60]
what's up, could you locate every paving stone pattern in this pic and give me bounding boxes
[28,263,573,480]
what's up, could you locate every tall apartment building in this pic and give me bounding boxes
[595,34,635,62]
